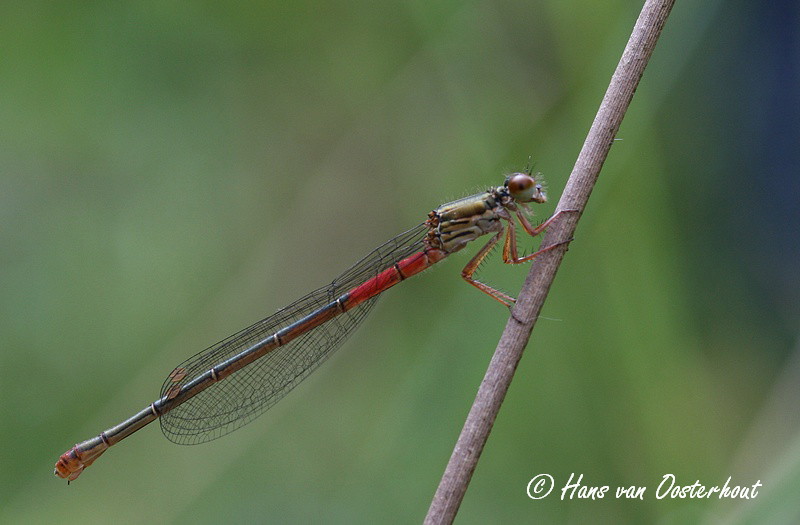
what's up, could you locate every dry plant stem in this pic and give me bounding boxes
[424,0,676,523]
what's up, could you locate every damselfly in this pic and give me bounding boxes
[55,170,569,481]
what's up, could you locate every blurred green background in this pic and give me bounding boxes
[2,1,798,523]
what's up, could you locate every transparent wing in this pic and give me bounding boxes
[159,223,428,444]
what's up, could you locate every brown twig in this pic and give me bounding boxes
[424,0,676,522]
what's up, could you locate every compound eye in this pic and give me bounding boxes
[506,172,546,203]
[506,173,537,200]
[507,173,534,194]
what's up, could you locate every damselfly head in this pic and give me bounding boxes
[505,172,546,204]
